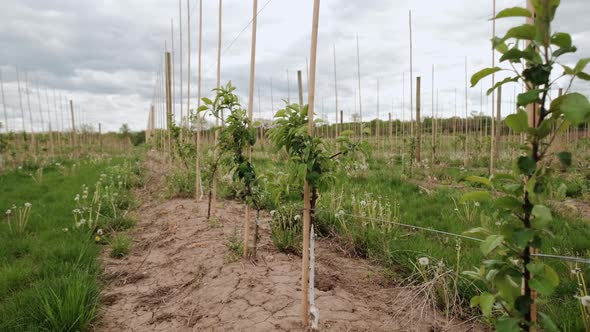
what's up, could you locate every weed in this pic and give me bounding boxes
[110,233,132,258]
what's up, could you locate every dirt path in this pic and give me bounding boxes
[96,153,483,331]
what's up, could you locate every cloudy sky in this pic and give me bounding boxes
[0,0,589,132]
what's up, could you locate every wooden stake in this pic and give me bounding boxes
[490,0,497,175]
[179,0,183,136]
[333,44,338,138]
[297,70,304,107]
[187,0,191,136]
[196,0,203,202]
[355,35,363,140]
[211,0,222,218]
[244,0,258,258]
[24,72,36,151]
[409,10,414,136]
[416,76,421,162]
[70,99,76,154]
[303,0,320,327]
[165,52,173,160]
[496,85,502,159]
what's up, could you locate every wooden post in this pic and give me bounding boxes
[186,0,191,138]
[490,0,497,175]
[0,69,8,134]
[211,0,222,218]
[333,44,338,138]
[416,76,421,162]
[355,35,363,140]
[98,122,102,152]
[70,100,77,151]
[165,52,173,161]
[409,10,414,136]
[179,0,183,139]
[303,0,320,328]
[495,85,502,159]
[244,0,258,258]
[297,70,304,107]
[464,57,469,167]
[196,0,203,202]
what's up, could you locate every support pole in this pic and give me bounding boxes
[416,76,421,162]
[302,0,320,328]
[244,0,258,258]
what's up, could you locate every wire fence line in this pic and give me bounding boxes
[296,207,590,265]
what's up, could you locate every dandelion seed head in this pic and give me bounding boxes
[5,209,11,215]
[96,229,103,236]
[418,257,429,266]
[24,202,32,208]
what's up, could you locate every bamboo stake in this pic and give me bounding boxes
[171,19,176,133]
[70,99,76,153]
[179,0,183,137]
[34,80,45,150]
[496,85,502,159]
[356,35,363,140]
[490,0,497,175]
[244,0,258,258]
[431,65,435,164]
[187,0,191,136]
[297,71,303,107]
[333,44,338,138]
[24,72,36,151]
[464,57,469,167]
[16,68,26,139]
[211,0,222,218]
[196,0,203,202]
[0,69,8,133]
[165,52,173,160]
[409,10,414,136]
[416,76,421,162]
[303,0,320,328]
[287,69,291,103]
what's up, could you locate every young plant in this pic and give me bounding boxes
[5,202,32,236]
[110,233,132,258]
[465,1,590,330]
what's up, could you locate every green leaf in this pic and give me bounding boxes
[539,312,560,332]
[465,175,491,187]
[197,105,209,112]
[523,64,552,85]
[495,196,522,210]
[499,49,524,63]
[460,191,492,203]
[480,234,504,256]
[532,204,553,227]
[503,24,536,41]
[517,156,536,176]
[574,58,590,73]
[551,93,590,125]
[202,97,213,105]
[577,72,590,81]
[517,89,540,107]
[495,7,532,19]
[478,292,495,317]
[505,110,529,133]
[492,37,509,54]
[528,263,559,295]
[513,228,535,247]
[551,32,572,48]
[470,67,502,87]
[556,151,572,168]
[486,77,519,95]
[495,317,520,332]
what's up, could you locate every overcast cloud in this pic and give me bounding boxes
[0,0,589,132]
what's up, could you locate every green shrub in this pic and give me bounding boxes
[110,233,132,258]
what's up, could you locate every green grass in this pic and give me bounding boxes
[0,156,140,331]
[249,148,590,330]
[110,233,132,258]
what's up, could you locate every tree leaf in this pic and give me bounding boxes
[532,204,553,228]
[480,234,505,256]
[551,32,572,49]
[486,77,519,95]
[470,67,502,87]
[495,7,532,19]
[555,151,572,168]
[551,92,590,125]
[478,292,495,317]
[517,89,540,107]
[495,317,521,332]
[528,263,559,295]
[503,24,536,41]
[577,72,590,81]
[499,48,527,63]
[517,156,536,176]
[465,175,492,187]
[461,191,492,203]
[505,110,528,133]
[495,196,522,210]
[574,58,590,73]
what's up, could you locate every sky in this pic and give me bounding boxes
[0,0,589,133]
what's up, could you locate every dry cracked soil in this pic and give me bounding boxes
[95,152,484,332]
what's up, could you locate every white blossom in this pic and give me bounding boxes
[418,257,429,266]
[24,202,32,208]
[96,229,103,236]
[5,209,11,215]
